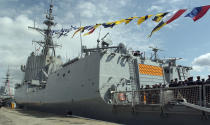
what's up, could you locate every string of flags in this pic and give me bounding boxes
[51,25,78,38]
[149,9,187,37]
[52,5,210,39]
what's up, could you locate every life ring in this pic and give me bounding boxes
[118,93,126,101]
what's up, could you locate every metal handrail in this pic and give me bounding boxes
[112,85,204,106]
[203,84,210,107]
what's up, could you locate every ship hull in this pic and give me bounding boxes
[15,52,210,124]
[17,97,210,125]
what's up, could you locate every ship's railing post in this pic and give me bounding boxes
[203,85,207,107]
[131,90,135,106]
[203,84,210,108]
[159,88,168,117]
[199,85,202,106]
[160,88,164,106]
[131,90,137,113]
[201,85,203,106]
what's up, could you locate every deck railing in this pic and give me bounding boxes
[112,85,208,107]
[203,84,210,107]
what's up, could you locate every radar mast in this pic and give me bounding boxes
[28,1,59,57]
[149,46,163,61]
[2,67,12,96]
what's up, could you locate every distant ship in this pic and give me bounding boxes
[15,2,210,125]
[0,67,14,106]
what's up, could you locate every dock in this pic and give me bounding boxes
[0,107,118,125]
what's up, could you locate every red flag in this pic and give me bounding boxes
[87,28,95,35]
[193,5,210,21]
[166,9,187,24]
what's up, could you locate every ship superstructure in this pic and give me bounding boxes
[20,3,62,87]
[15,2,210,125]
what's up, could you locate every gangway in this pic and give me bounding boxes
[180,98,210,113]
[112,84,210,118]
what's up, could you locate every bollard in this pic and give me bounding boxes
[11,102,16,109]
[143,92,146,104]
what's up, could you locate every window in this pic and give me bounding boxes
[57,73,59,76]
[63,73,65,77]
[68,70,70,74]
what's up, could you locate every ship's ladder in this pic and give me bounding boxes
[177,67,186,81]
[178,98,209,119]
[172,91,209,119]
[128,59,137,91]
[180,99,210,113]
[128,58,139,105]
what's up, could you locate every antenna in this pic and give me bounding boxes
[149,46,163,61]
[163,57,182,60]
[101,33,109,41]
[28,1,60,57]
[97,27,102,48]
[1,66,12,96]
[79,17,83,57]
[33,19,36,28]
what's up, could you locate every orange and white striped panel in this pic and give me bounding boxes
[139,64,163,76]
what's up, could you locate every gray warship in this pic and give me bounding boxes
[15,3,210,125]
[0,68,14,106]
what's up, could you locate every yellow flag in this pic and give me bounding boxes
[93,24,101,28]
[152,12,169,22]
[148,21,166,37]
[72,27,84,38]
[83,24,101,36]
[137,15,153,25]
[106,21,116,25]
[115,19,126,25]
[104,19,126,27]
[125,16,138,24]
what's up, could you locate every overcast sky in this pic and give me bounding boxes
[0,0,210,86]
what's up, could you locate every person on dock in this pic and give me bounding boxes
[195,76,202,85]
[206,75,210,84]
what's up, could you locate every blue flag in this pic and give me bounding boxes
[102,23,115,28]
[185,7,202,18]
[185,5,210,21]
